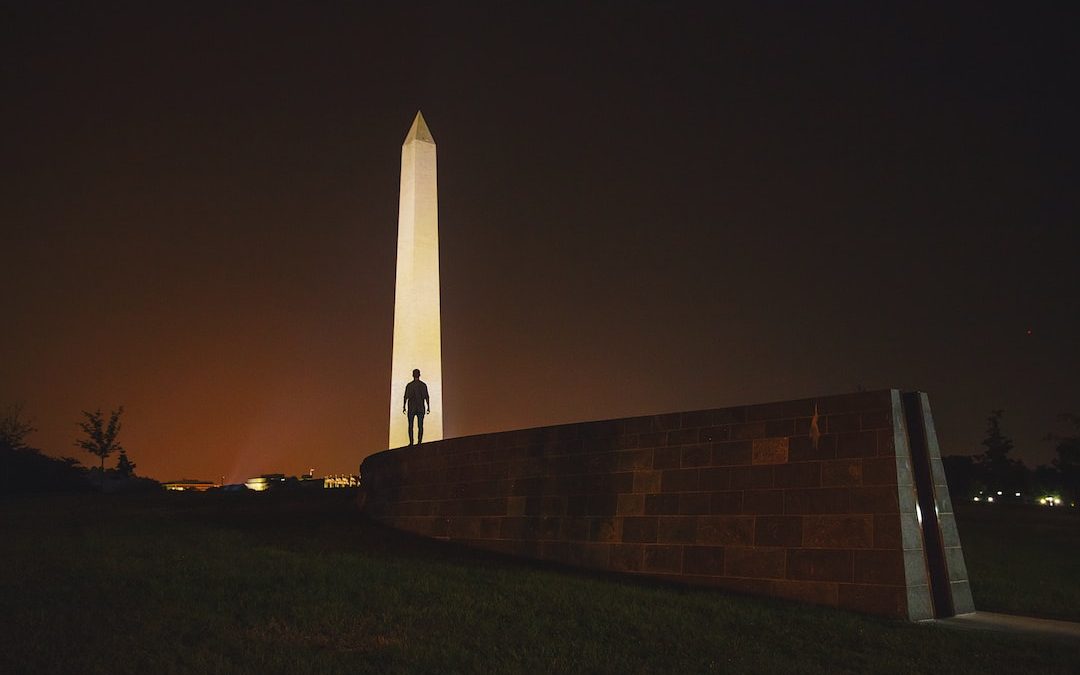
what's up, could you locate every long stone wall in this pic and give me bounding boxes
[359,389,973,620]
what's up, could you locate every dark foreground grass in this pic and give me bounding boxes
[955,501,1080,622]
[1,493,1077,674]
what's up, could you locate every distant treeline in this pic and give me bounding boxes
[1,403,159,495]
[942,411,1080,505]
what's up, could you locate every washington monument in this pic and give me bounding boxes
[388,112,443,448]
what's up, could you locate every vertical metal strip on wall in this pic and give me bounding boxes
[902,391,955,618]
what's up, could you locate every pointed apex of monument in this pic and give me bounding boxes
[404,111,434,144]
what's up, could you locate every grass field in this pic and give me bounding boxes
[955,501,1080,622]
[1,492,1077,674]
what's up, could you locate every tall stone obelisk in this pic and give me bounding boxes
[388,111,443,448]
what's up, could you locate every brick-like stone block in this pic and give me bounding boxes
[850,486,899,513]
[899,511,923,551]
[742,489,783,514]
[617,493,644,516]
[861,457,898,486]
[876,429,896,456]
[575,542,612,569]
[730,466,774,489]
[788,435,837,462]
[590,518,621,543]
[710,491,744,514]
[652,447,681,469]
[784,488,850,514]
[860,410,891,429]
[873,514,902,549]
[726,547,786,579]
[698,516,754,545]
[639,431,667,449]
[945,546,970,583]
[566,495,587,517]
[683,545,726,575]
[610,543,644,571]
[787,549,853,582]
[803,515,873,549]
[622,517,658,543]
[661,468,700,492]
[506,495,527,517]
[836,431,878,458]
[938,514,961,548]
[643,545,683,573]
[585,494,618,517]
[681,444,711,467]
[730,421,767,440]
[633,470,661,493]
[645,493,680,515]
[774,461,821,488]
[820,459,862,487]
[765,419,795,438]
[713,441,752,466]
[679,492,712,515]
[699,467,733,489]
[752,438,790,465]
[617,449,654,472]
[539,495,567,516]
[667,428,700,446]
[755,515,803,547]
[658,516,698,544]
[448,517,484,539]
[537,516,561,540]
[699,426,728,443]
[561,517,591,541]
[827,413,862,433]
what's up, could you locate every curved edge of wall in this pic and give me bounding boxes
[359,389,973,621]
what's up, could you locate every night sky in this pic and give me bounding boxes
[3,2,1077,482]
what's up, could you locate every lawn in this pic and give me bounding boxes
[1,491,1077,674]
[954,501,1080,622]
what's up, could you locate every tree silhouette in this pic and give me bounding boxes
[0,402,37,450]
[115,449,136,478]
[977,410,1024,494]
[75,407,124,489]
[1049,413,1080,502]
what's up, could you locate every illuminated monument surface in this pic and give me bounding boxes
[388,112,443,449]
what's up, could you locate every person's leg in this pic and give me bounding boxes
[417,412,425,444]
[407,411,415,445]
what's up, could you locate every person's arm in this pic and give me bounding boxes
[424,384,431,413]
[403,385,408,413]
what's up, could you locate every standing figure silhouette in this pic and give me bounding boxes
[402,368,430,445]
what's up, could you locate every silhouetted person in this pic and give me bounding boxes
[403,368,430,445]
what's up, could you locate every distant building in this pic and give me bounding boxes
[323,474,359,489]
[163,479,217,492]
[244,474,286,492]
[240,473,359,491]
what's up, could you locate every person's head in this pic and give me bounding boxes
[412,369,421,379]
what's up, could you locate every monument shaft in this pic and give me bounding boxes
[389,112,443,448]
